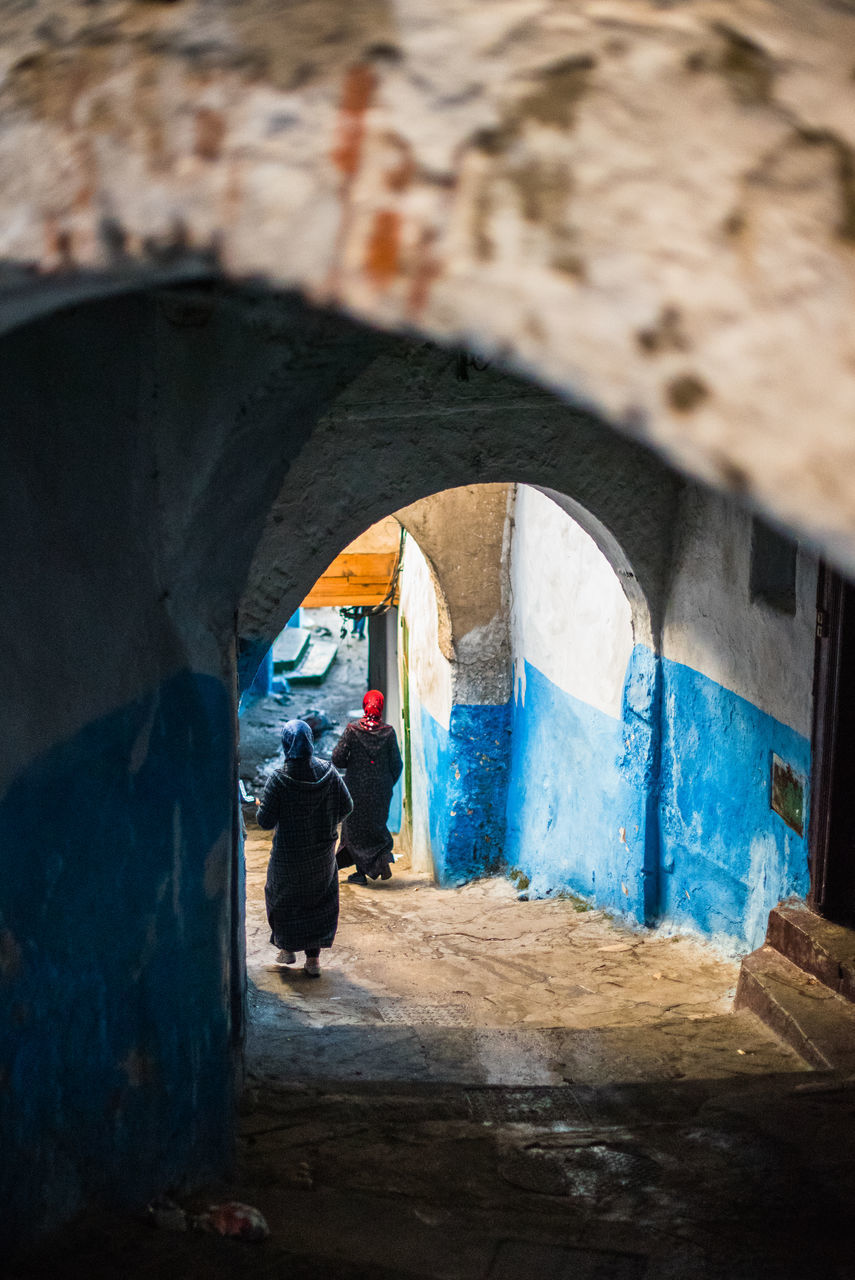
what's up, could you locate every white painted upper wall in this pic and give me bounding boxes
[510,486,634,720]
[663,489,818,738]
[398,533,453,731]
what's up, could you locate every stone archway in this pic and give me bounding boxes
[236,335,677,686]
[0,270,822,1245]
[382,480,659,919]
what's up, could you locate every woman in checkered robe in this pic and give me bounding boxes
[257,720,352,954]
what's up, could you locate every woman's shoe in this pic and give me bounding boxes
[276,949,296,964]
[304,956,321,978]
[347,871,368,885]
[380,865,392,880]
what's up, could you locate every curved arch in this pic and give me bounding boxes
[237,337,676,685]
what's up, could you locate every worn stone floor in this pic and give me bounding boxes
[13,832,855,1279]
[247,837,810,1090]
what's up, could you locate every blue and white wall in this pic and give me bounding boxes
[398,534,454,877]
[504,486,654,922]
[657,489,816,950]
[398,482,817,952]
[397,484,514,885]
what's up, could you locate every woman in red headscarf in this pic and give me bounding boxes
[331,690,404,885]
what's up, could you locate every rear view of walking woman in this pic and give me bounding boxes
[332,690,403,885]
[256,719,352,977]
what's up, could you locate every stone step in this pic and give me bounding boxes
[766,903,855,1004]
[735,944,855,1073]
[271,626,310,671]
[288,637,339,684]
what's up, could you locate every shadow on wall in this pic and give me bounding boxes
[0,671,237,1251]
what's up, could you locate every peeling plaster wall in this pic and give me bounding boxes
[657,487,818,950]
[2,2,855,577]
[505,487,651,920]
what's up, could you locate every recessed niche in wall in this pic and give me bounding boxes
[750,517,797,615]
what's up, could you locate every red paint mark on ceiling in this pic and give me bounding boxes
[365,210,400,286]
[332,64,377,178]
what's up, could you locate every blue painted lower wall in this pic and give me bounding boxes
[0,671,237,1250]
[412,648,810,952]
[420,702,512,884]
[658,657,810,950]
[504,659,653,922]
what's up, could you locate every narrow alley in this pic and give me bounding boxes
[14,833,854,1279]
[9,7,855,1274]
[247,842,805,1089]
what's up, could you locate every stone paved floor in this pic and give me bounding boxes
[246,831,809,1089]
[14,832,855,1279]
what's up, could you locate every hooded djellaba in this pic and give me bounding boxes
[256,719,352,975]
[332,690,404,886]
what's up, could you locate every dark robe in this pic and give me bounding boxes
[332,722,403,879]
[257,758,352,951]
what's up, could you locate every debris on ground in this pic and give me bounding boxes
[195,1201,270,1241]
[147,1197,269,1241]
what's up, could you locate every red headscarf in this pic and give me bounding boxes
[359,689,385,731]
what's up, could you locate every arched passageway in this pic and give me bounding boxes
[0,285,826,1257]
[3,3,855,1261]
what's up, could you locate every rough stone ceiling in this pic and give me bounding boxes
[2,2,855,566]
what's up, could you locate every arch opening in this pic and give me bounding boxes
[239,478,656,911]
[0,285,823,1258]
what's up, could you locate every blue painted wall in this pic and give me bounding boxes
[420,702,512,884]
[0,672,237,1250]
[410,646,810,952]
[501,649,809,948]
[248,647,273,699]
[504,658,654,922]
[657,657,810,950]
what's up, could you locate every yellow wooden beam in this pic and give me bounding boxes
[302,552,400,607]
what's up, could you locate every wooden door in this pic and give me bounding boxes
[809,564,855,924]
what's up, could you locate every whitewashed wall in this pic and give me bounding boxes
[658,485,819,948]
[663,488,818,736]
[398,534,452,875]
[510,486,634,716]
[505,486,647,915]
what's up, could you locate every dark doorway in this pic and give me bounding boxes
[809,563,855,924]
